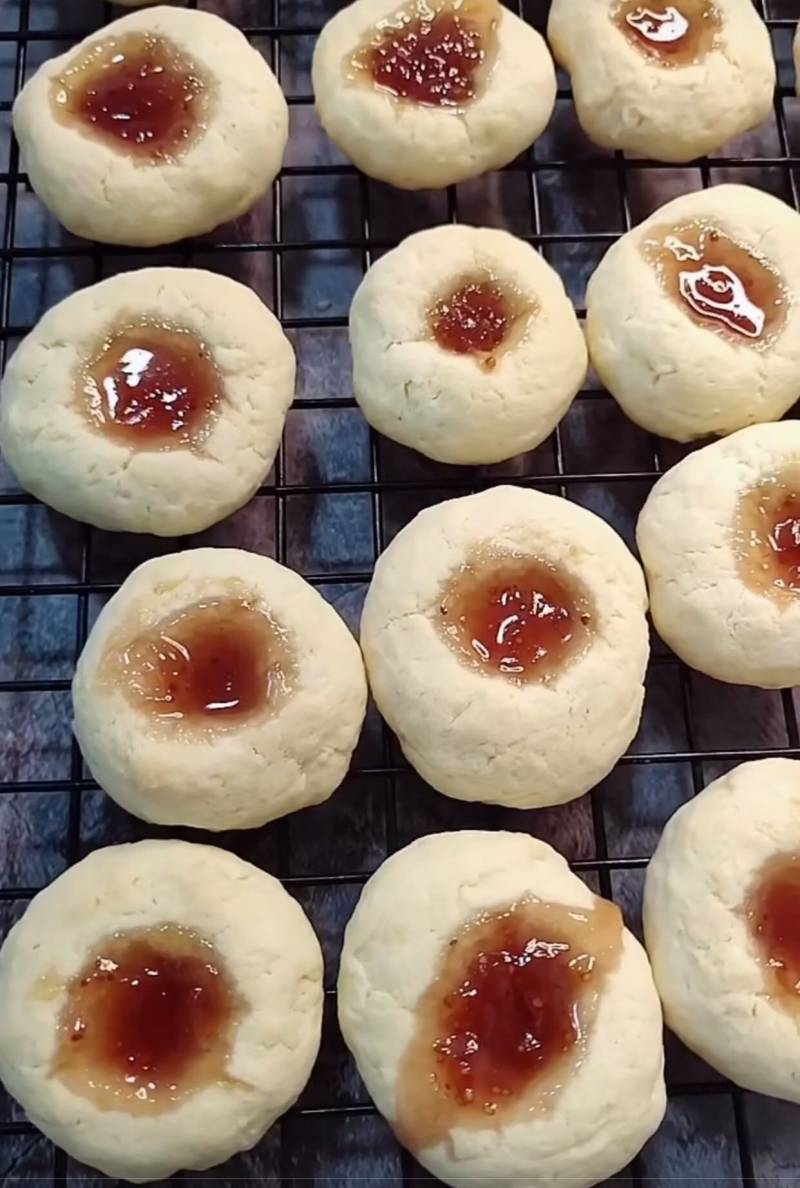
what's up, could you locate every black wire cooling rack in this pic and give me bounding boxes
[1,0,800,1183]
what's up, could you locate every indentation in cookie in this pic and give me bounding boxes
[396,895,622,1149]
[437,550,594,683]
[427,274,536,369]
[108,598,296,726]
[612,0,721,66]
[742,852,800,1014]
[348,0,500,107]
[735,477,800,603]
[51,923,243,1114]
[79,320,223,449]
[51,31,210,160]
[642,220,789,348]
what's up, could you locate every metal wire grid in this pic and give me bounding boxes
[0,0,798,1181]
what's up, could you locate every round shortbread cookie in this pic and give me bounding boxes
[312,0,556,190]
[360,485,649,808]
[548,0,775,163]
[13,7,287,245]
[637,422,800,688]
[0,268,295,536]
[644,758,800,1102]
[339,831,666,1188]
[586,184,800,442]
[350,225,587,465]
[72,548,368,830]
[0,840,323,1181]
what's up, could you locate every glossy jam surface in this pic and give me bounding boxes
[51,31,209,160]
[743,853,800,1012]
[428,276,535,368]
[113,598,295,726]
[613,0,721,65]
[349,0,500,107]
[52,924,240,1114]
[80,321,222,449]
[642,221,789,348]
[396,896,622,1149]
[736,477,800,603]
[438,552,594,683]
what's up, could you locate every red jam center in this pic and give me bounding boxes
[736,480,800,601]
[431,280,510,355]
[642,222,788,347]
[439,554,594,683]
[744,854,800,1010]
[613,0,721,65]
[53,925,240,1114]
[397,897,622,1149]
[114,599,294,725]
[770,498,800,585]
[51,32,208,160]
[351,0,499,107]
[81,322,221,448]
[427,277,535,367]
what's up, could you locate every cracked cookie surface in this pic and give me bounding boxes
[0,267,295,536]
[0,839,323,1180]
[72,547,368,830]
[360,485,649,808]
